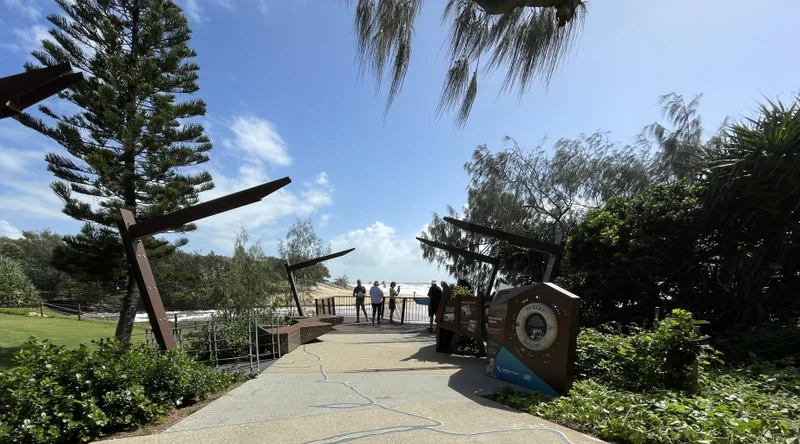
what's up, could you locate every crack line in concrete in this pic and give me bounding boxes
[295,345,576,444]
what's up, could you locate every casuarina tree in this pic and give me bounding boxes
[344,0,585,126]
[17,0,214,341]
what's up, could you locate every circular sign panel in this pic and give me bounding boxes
[515,302,558,351]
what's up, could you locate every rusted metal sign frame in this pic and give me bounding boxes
[118,177,292,350]
[1,63,84,120]
[285,248,355,316]
[443,217,565,283]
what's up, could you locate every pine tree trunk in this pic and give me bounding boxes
[114,274,140,341]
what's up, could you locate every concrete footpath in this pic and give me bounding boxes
[109,321,604,444]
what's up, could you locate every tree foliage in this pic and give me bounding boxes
[559,182,707,326]
[200,229,286,317]
[279,217,331,292]
[0,255,40,308]
[561,95,800,329]
[345,0,585,126]
[419,131,652,286]
[16,0,214,340]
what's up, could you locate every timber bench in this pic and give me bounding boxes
[258,314,343,355]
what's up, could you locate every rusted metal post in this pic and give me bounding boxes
[39,302,43,317]
[78,303,81,321]
[118,209,176,350]
[285,263,302,316]
[542,230,564,282]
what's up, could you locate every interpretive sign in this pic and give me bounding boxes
[485,282,580,397]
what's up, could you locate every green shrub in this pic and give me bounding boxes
[186,311,290,363]
[576,309,718,392]
[494,366,800,444]
[0,255,39,308]
[0,339,238,443]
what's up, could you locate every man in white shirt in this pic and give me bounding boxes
[369,281,384,325]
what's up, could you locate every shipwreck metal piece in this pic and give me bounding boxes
[118,177,292,350]
[415,237,499,266]
[119,209,176,350]
[0,63,84,119]
[284,248,355,316]
[129,177,292,239]
[443,217,564,282]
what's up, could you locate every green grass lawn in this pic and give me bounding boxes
[0,310,145,371]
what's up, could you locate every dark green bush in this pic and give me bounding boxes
[576,309,718,392]
[495,368,800,444]
[0,339,238,443]
[713,322,800,367]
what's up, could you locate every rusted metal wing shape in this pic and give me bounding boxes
[119,177,292,350]
[442,217,564,282]
[415,237,499,265]
[285,248,355,316]
[0,63,83,119]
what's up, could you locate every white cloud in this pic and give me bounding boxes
[228,72,236,83]
[4,0,41,20]
[213,0,235,10]
[224,115,292,166]
[7,25,50,53]
[326,222,450,283]
[319,213,332,227]
[256,0,269,16]
[0,220,23,239]
[183,0,205,22]
[181,0,236,23]
[0,145,45,174]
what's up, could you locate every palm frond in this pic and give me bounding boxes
[347,0,586,126]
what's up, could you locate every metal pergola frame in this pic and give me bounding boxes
[1,63,84,120]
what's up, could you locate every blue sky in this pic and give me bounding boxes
[1,0,798,283]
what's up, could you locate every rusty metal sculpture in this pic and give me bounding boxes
[443,217,564,282]
[118,177,292,350]
[418,218,578,396]
[284,248,354,316]
[1,63,83,120]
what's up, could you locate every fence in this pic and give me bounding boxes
[317,296,432,324]
[39,302,287,375]
[139,309,286,374]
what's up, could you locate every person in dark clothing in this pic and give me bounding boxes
[427,280,443,332]
[388,282,399,323]
[353,280,369,322]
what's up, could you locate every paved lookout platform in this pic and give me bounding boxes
[109,319,604,444]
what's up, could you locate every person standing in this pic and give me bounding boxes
[353,280,369,323]
[388,282,399,323]
[427,280,443,332]
[370,281,384,325]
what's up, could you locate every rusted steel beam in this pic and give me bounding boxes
[129,177,291,239]
[286,248,355,272]
[542,230,564,282]
[285,263,303,316]
[118,209,176,350]
[284,248,355,317]
[443,217,561,256]
[0,63,83,119]
[416,237,499,265]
